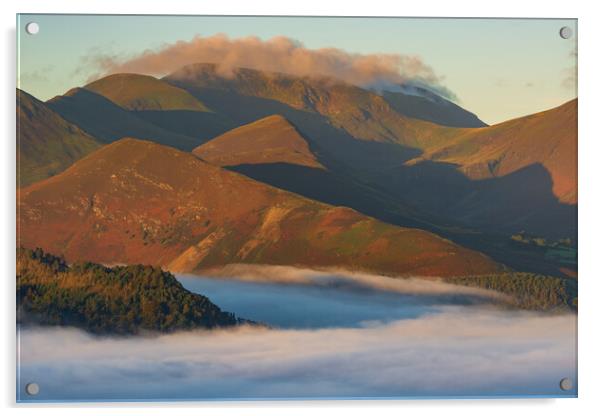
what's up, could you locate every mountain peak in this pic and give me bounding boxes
[84,73,210,112]
[194,114,324,169]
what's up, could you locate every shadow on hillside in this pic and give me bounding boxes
[47,89,201,151]
[370,161,576,240]
[228,162,427,230]
[169,82,577,276]
[166,85,423,171]
[136,110,237,145]
[382,90,487,128]
[230,161,576,277]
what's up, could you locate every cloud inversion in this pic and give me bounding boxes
[18,270,576,401]
[18,310,576,401]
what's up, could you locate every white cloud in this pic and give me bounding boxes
[81,34,456,100]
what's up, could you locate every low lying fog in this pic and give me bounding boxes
[199,264,506,298]
[178,271,504,329]
[17,267,577,401]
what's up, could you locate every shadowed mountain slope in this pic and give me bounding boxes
[189,107,576,276]
[18,138,503,278]
[193,114,443,232]
[134,110,235,144]
[84,73,236,144]
[368,100,577,240]
[17,89,101,187]
[167,65,573,197]
[381,87,487,128]
[164,65,444,180]
[46,88,202,151]
[165,63,456,150]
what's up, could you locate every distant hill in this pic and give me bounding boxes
[372,100,577,239]
[17,138,503,278]
[82,73,237,143]
[85,73,211,111]
[381,85,487,128]
[46,88,202,151]
[418,99,577,204]
[17,89,101,187]
[194,114,324,168]
[17,247,245,334]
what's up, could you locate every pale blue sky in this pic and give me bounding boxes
[17,14,577,124]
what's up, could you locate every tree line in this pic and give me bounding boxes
[17,247,248,335]
[448,272,577,311]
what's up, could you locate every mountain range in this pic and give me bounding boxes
[18,138,502,277]
[17,63,577,279]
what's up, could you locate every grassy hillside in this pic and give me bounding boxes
[415,99,577,204]
[85,73,211,111]
[17,247,244,334]
[17,89,101,187]
[17,138,503,278]
[194,114,324,168]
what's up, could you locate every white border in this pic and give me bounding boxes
[3,1,601,415]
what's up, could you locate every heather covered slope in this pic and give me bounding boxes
[47,88,202,151]
[194,114,324,168]
[17,89,101,187]
[17,138,503,278]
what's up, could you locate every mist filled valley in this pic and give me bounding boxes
[18,268,577,401]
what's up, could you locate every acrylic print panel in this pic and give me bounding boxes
[16,14,578,402]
